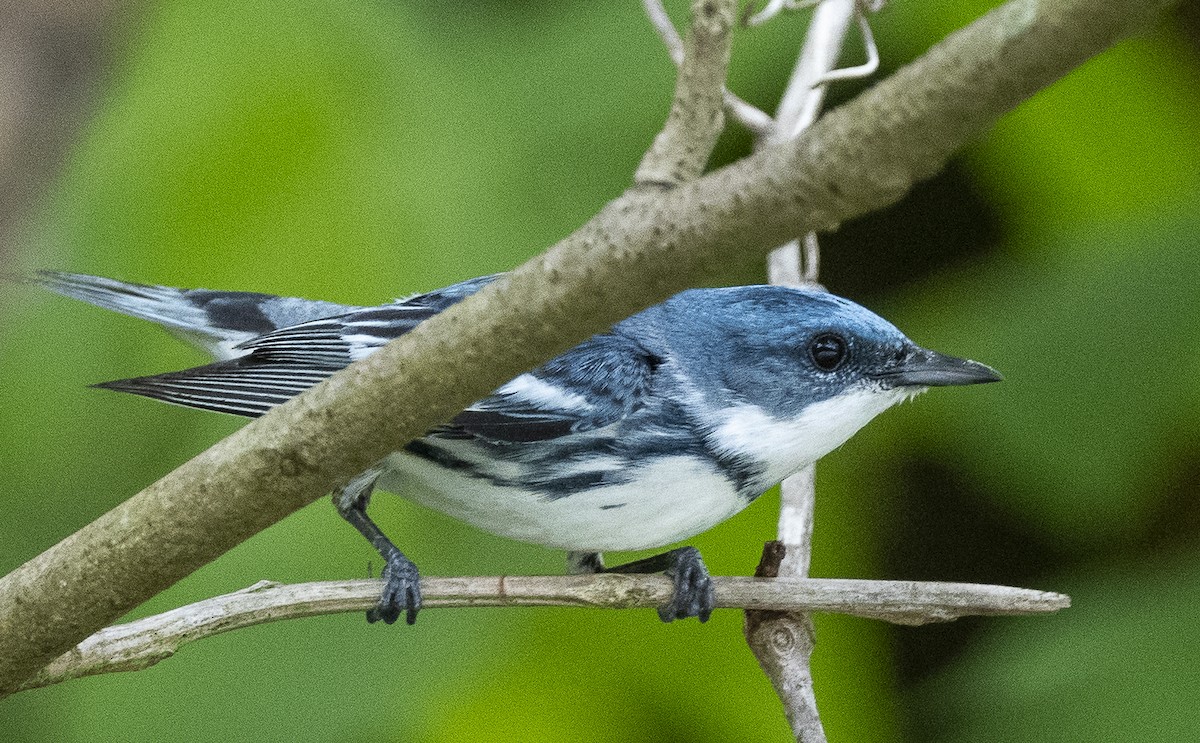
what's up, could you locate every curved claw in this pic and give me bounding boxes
[368,549,422,625]
[658,546,715,623]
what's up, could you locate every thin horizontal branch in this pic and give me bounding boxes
[19,575,1070,692]
[0,0,1176,695]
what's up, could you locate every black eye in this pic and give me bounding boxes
[809,333,847,371]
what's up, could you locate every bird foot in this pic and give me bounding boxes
[658,546,715,623]
[368,549,422,625]
[603,546,715,623]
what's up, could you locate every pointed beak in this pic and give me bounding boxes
[872,347,1003,388]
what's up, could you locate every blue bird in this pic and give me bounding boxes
[37,271,1001,625]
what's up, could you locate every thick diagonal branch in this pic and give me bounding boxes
[0,0,1178,696]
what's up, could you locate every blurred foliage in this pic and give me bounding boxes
[1,0,1197,741]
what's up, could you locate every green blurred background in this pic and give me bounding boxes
[2,1,1198,740]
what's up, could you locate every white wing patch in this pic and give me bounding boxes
[344,334,391,361]
[495,373,595,412]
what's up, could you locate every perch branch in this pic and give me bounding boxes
[19,575,1070,692]
[0,0,1176,696]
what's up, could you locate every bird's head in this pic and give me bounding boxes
[640,285,1001,482]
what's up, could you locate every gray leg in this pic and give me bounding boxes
[566,551,605,574]
[570,546,714,623]
[333,467,422,625]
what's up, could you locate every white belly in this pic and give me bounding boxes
[377,450,749,552]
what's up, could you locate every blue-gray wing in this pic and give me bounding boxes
[435,333,661,443]
[94,274,503,417]
[36,270,362,360]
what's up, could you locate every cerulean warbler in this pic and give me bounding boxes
[39,271,1000,624]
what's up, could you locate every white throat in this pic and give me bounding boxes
[708,385,918,487]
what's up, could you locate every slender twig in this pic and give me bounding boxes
[18,575,1069,692]
[746,541,825,740]
[815,10,881,85]
[636,0,737,187]
[0,0,1176,696]
[644,0,686,64]
[771,0,857,142]
[643,0,774,136]
[745,0,823,28]
[752,3,869,740]
[764,0,859,291]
